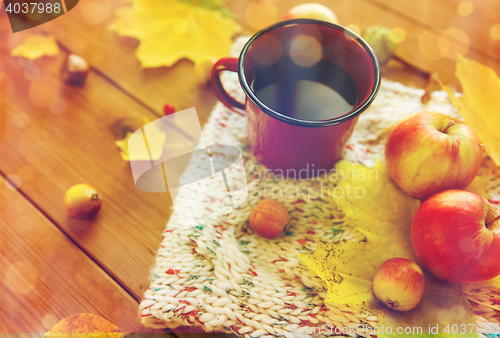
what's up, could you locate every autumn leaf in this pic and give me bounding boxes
[109,0,241,68]
[295,160,480,337]
[298,230,416,307]
[440,55,500,166]
[115,117,166,161]
[11,35,59,60]
[45,313,123,337]
[297,160,420,307]
[377,273,477,338]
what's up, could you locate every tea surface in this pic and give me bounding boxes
[252,57,358,121]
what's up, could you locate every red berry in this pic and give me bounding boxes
[163,103,176,116]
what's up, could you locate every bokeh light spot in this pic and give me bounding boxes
[51,98,67,115]
[457,1,473,17]
[251,35,282,66]
[437,309,452,323]
[439,28,469,59]
[13,113,30,128]
[7,33,24,50]
[491,23,500,40]
[4,260,37,294]
[290,34,322,67]
[42,314,58,331]
[24,65,40,81]
[458,236,474,252]
[79,0,112,25]
[245,0,278,31]
[450,304,467,319]
[26,11,43,21]
[419,29,443,60]
[389,27,407,44]
[6,174,22,190]
[346,24,360,35]
[29,76,60,108]
[17,57,30,68]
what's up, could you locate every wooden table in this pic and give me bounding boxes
[1,0,499,336]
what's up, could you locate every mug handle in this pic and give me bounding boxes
[211,57,246,116]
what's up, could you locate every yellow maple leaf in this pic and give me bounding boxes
[109,0,241,68]
[440,55,500,166]
[296,160,480,337]
[11,35,59,60]
[297,160,420,307]
[115,117,166,161]
[45,313,123,338]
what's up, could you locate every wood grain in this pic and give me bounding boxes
[41,0,217,126]
[0,41,172,302]
[2,0,499,335]
[0,178,157,333]
[364,0,500,63]
[228,0,500,89]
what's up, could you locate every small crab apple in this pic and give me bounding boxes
[63,184,102,219]
[373,257,425,311]
[249,199,288,239]
[283,3,339,24]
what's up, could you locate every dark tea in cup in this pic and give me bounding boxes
[252,56,359,120]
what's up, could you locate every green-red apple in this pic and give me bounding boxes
[385,111,482,200]
[411,190,500,283]
[283,3,339,24]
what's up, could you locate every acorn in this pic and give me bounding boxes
[61,54,89,86]
[63,184,102,219]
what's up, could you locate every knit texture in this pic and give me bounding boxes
[139,37,500,337]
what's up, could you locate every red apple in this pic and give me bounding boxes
[411,190,500,283]
[283,3,339,24]
[373,257,425,311]
[385,111,482,200]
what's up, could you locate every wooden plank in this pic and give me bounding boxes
[364,0,500,63]
[40,0,217,126]
[5,1,492,336]
[38,0,500,93]
[272,0,500,89]
[0,31,174,302]
[0,178,171,334]
[37,0,422,109]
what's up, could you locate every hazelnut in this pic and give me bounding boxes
[249,199,288,239]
